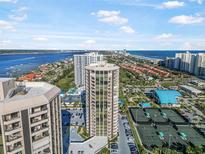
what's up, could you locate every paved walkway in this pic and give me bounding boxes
[70,126,84,142]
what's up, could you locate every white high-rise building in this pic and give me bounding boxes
[180,51,192,72]
[194,53,205,76]
[74,52,103,87]
[85,62,119,139]
[174,53,182,70]
[166,52,205,77]
[189,54,196,74]
[0,78,62,154]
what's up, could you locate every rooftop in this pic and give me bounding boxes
[69,136,107,154]
[85,61,119,71]
[0,78,14,82]
[6,82,57,100]
[180,85,202,94]
[155,89,181,104]
[0,80,60,114]
[74,52,103,57]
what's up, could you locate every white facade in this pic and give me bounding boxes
[85,62,119,139]
[74,52,103,86]
[0,79,62,154]
[166,52,205,77]
[194,53,205,76]
[189,54,196,74]
[174,53,182,70]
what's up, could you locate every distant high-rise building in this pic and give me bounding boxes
[194,53,205,76]
[174,53,182,70]
[165,57,175,69]
[74,52,103,86]
[0,78,62,154]
[165,52,205,78]
[189,54,196,74]
[181,52,192,72]
[85,62,119,139]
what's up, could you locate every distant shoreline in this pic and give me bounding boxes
[0,51,86,55]
[1,49,205,55]
[0,52,67,55]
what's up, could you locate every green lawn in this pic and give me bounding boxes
[99,147,110,154]
[55,66,75,90]
[0,135,2,145]
[0,134,4,154]
[77,126,89,140]
[161,82,178,88]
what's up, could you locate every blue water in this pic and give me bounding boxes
[0,52,85,77]
[127,50,205,59]
[1,50,205,77]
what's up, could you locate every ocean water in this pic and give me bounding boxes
[127,50,205,59]
[0,52,85,77]
[1,50,205,77]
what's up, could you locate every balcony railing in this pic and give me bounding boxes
[31,115,48,124]
[31,124,49,133]
[5,124,21,132]
[6,134,22,142]
[7,143,22,152]
[31,105,47,114]
[4,113,20,122]
[32,133,49,142]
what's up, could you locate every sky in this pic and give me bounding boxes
[0,0,205,50]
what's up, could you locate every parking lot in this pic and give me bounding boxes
[120,115,139,154]
[118,117,130,154]
[110,143,118,154]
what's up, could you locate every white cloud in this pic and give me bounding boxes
[181,41,205,50]
[189,0,203,5]
[181,42,193,49]
[155,33,174,40]
[120,26,135,34]
[95,10,120,17]
[92,10,128,25]
[84,39,96,44]
[0,0,17,3]
[0,40,11,44]
[9,14,27,22]
[159,1,184,9]
[169,15,204,24]
[99,16,128,25]
[80,39,97,49]
[0,20,14,31]
[17,6,29,12]
[33,37,48,41]
[9,6,28,22]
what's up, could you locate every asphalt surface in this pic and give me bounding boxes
[118,116,131,154]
